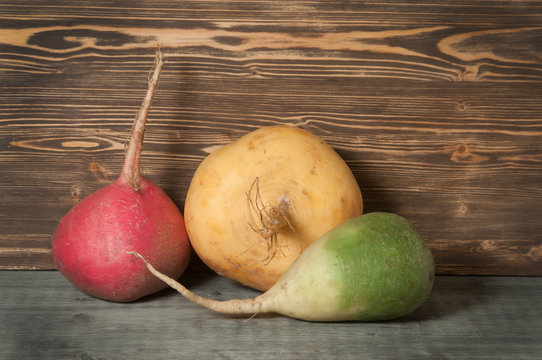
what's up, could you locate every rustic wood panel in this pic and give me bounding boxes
[1,272,542,359]
[0,0,541,274]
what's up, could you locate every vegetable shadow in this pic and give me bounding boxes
[393,275,492,322]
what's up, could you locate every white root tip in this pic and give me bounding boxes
[127,251,265,317]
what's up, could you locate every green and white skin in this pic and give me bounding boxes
[133,212,435,322]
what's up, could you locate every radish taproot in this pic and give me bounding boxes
[52,49,191,302]
[131,212,434,321]
[184,125,363,291]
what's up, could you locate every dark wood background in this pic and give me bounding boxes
[1,0,541,275]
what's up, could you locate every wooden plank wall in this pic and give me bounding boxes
[0,0,541,275]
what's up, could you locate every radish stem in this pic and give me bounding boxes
[122,48,165,191]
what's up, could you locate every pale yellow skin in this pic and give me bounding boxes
[184,125,363,291]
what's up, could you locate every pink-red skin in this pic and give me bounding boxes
[52,176,190,302]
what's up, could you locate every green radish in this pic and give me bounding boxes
[130,212,434,321]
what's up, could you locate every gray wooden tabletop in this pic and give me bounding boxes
[1,271,540,360]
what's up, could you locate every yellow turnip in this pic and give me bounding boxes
[184,125,363,291]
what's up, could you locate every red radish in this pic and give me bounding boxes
[52,49,190,302]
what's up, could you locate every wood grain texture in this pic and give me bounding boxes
[0,1,541,274]
[1,272,541,359]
